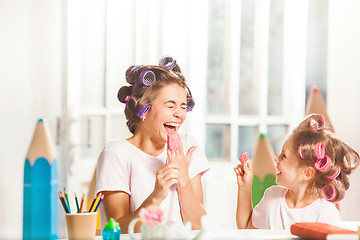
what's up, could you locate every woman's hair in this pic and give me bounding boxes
[289,114,359,202]
[117,56,194,134]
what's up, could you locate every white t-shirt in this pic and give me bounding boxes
[252,185,341,229]
[95,133,210,228]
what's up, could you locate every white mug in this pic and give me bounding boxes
[128,218,203,240]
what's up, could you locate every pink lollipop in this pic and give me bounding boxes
[239,151,249,163]
[167,133,180,152]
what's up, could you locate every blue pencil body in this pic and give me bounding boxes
[23,157,58,239]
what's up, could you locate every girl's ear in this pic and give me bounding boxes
[302,166,316,181]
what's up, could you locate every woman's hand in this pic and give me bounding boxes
[167,139,196,188]
[152,162,180,202]
[234,161,253,188]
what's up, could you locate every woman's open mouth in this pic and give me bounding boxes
[164,122,179,134]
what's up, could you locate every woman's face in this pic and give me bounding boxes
[141,83,187,143]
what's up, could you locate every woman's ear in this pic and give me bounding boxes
[302,166,316,181]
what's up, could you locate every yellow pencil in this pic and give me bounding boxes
[90,193,102,212]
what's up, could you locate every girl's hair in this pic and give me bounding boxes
[289,114,359,202]
[117,56,193,134]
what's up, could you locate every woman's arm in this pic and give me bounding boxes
[102,162,180,233]
[177,174,206,230]
[168,143,206,230]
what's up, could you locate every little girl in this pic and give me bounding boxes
[235,114,359,229]
[96,56,210,233]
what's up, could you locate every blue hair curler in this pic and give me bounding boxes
[159,55,176,70]
[137,105,150,118]
[126,65,140,84]
[140,70,155,86]
[186,98,195,112]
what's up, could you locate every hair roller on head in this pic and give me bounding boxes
[186,98,195,112]
[314,155,331,173]
[309,115,325,131]
[159,55,176,70]
[140,70,156,86]
[137,105,150,118]
[343,152,360,170]
[326,165,341,180]
[321,184,336,201]
[315,142,325,159]
[298,146,305,159]
[126,65,140,84]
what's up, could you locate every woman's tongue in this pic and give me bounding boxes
[164,124,176,134]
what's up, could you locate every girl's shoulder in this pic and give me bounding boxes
[265,185,287,197]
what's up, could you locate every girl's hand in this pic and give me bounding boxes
[167,138,196,188]
[234,161,253,187]
[152,163,180,202]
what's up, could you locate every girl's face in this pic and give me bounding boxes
[142,83,187,143]
[274,139,304,190]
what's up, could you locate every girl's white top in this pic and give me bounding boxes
[96,133,210,228]
[252,185,341,229]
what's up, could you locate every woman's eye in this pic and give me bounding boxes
[282,154,286,159]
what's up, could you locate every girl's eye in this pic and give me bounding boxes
[282,154,286,159]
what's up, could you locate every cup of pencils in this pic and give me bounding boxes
[58,190,104,240]
[65,212,97,240]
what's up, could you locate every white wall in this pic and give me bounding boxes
[0,1,63,238]
[328,0,360,220]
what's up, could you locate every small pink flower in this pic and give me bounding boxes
[239,151,249,163]
[139,207,164,228]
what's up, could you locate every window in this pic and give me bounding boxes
[205,0,291,162]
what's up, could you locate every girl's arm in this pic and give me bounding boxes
[102,162,180,233]
[234,162,254,229]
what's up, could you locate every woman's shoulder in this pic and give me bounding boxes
[103,139,129,151]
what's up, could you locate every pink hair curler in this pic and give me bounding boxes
[126,65,140,84]
[309,115,325,131]
[140,70,155,86]
[186,98,195,112]
[314,155,331,172]
[321,184,336,201]
[315,142,325,159]
[326,166,341,180]
[159,55,176,70]
[298,146,304,159]
[239,151,249,163]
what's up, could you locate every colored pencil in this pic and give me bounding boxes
[79,194,85,213]
[75,193,80,213]
[93,193,104,212]
[58,192,70,213]
[24,118,59,239]
[90,193,102,212]
[64,188,70,209]
[88,196,97,213]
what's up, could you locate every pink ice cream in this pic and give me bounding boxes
[239,151,249,163]
[167,133,180,152]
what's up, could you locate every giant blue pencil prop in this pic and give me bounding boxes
[23,118,58,239]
